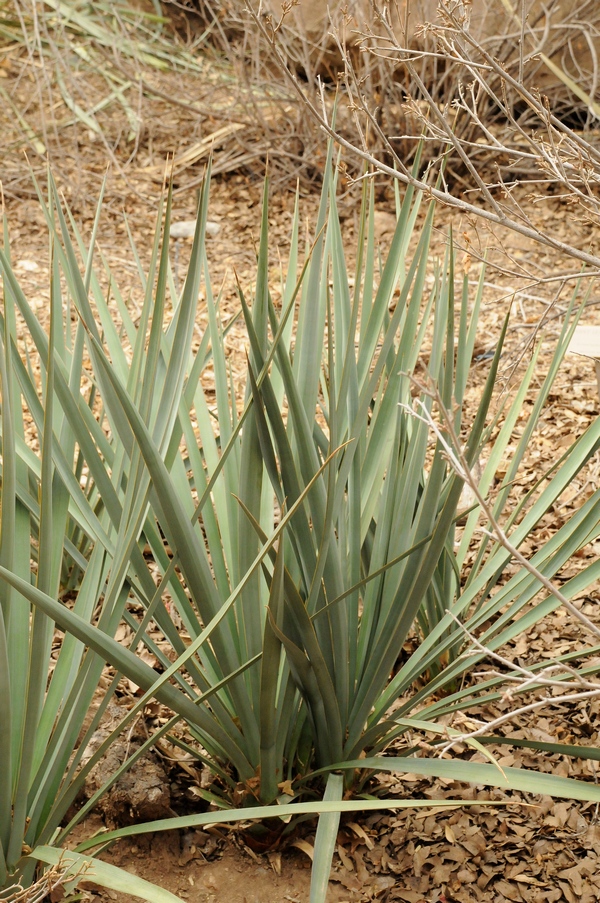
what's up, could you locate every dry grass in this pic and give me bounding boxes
[3,0,599,200]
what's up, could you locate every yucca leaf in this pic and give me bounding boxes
[72,798,510,854]
[309,772,344,903]
[31,847,185,903]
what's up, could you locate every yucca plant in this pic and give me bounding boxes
[3,154,600,902]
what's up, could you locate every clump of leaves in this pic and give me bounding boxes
[3,156,600,901]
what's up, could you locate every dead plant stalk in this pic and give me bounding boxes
[246,2,600,273]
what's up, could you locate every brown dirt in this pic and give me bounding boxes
[69,817,319,903]
[4,15,600,903]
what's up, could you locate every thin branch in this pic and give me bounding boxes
[402,384,600,645]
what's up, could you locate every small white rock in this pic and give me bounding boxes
[170,219,220,239]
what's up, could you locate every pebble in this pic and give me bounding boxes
[170,219,220,238]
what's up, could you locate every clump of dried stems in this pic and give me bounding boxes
[247,0,600,265]
[6,0,600,196]
[0,859,88,903]
[157,0,600,190]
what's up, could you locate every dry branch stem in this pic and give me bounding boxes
[403,383,600,643]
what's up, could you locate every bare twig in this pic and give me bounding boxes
[403,382,600,642]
